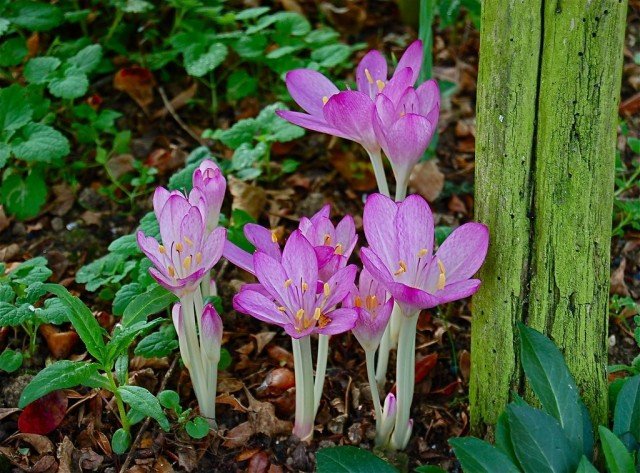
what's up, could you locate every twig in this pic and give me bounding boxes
[119,357,179,473]
[158,86,206,146]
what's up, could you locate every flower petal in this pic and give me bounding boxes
[281,230,318,288]
[315,308,358,336]
[158,194,191,247]
[335,215,357,258]
[323,264,358,308]
[254,252,291,306]
[201,226,226,271]
[363,193,399,269]
[137,231,166,271]
[416,79,440,123]
[436,278,481,304]
[435,222,489,283]
[396,194,435,265]
[223,240,254,274]
[389,282,439,313]
[323,91,378,152]
[394,40,423,85]
[360,247,395,286]
[276,110,349,139]
[233,288,287,326]
[153,187,172,216]
[244,223,281,260]
[285,69,339,117]
[382,67,413,105]
[356,50,388,98]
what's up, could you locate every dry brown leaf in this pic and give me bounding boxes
[48,184,75,217]
[611,258,630,296]
[224,422,254,448]
[237,447,262,462]
[217,376,244,393]
[39,325,78,359]
[328,149,377,192]
[153,82,198,119]
[251,332,276,355]
[9,433,54,455]
[56,436,74,473]
[247,451,270,473]
[153,456,176,473]
[80,210,102,226]
[0,408,20,421]
[459,350,471,382]
[229,176,267,220]
[266,345,293,368]
[0,243,20,261]
[106,154,135,180]
[216,394,247,412]
[410,161,445,202]
[114,66,156,109]
[0,205,8,233]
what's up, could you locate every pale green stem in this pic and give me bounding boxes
[389,303,403,348]
[390,311,418,450]
[192,287,217,426]
[292,336,315,441]
[365,350,382,425]
[376,303,402,387]
[394,172,409,202]
[367,149,390,197]
[313,334,329,416]
[180,292,207,413]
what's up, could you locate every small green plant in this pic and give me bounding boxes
[157,390,210,439]
[19,284,178,453]
[0,258,68,367]
[449,324,640,472]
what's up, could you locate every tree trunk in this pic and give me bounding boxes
[470,0,627,436]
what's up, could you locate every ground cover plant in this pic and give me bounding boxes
[0,1,638,472]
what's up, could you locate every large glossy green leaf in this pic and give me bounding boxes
[122,285,176,327]
[575,456,598,473]
[19,361,99,407]
[518,323,593,457]
[598,426,635,473]
[449,437,519,473]
[315,446,398,473]
[43,283,107,364]
[613,374,640,443]
[495,411,520,468]
[507,404,580,473]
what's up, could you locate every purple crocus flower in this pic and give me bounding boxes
[192,160,226,232]
[373,80,440,198]
[347,268,394,353]
[360,193,488,314]
[137,187,226,296]
[233,231,358,339]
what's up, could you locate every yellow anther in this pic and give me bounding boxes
[195,252,203,265]
[366,295,378,310]
[323,282,331,297]
[394,261,407,276]
[175,242,184,252]
[322,95,329,105]
[296,308,305,320]
[184,236,193,246]
[183,255,192,270]
[418,248,429,257]
[324,234,332,245]
[302,282,309,292]
[354,296,363,308]
[313,307,322,320]
[158,245,166,254]
[271,231,278,243]
[168,266,176,278]
[437,260,446,290]
[284,279,293,288]
[318,313,332,329]
[364,68,374,84]
[278,306,286,312]
[376,79,385,92]
[303,318,313,329]
[334,243,343,255]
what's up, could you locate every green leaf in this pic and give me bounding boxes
[111,428,131,454]
[1,172,47,220]
[613,374,640,443]
[506,403,580,473]
[157,390,180,410]
[255,102,304,143]
[495,411,520,468]
[184,43,227,77]
[10,257,51,285]
[218,347,232,370]
[48,66,89,99]
[311,44,352,68]
[213,118,258,149]
[185,416,210,439]
[628,137,640,154]
[134,325,178,358]
[11,123,70,163]
[316,446,398,473]
[0,84,33,131]
[108,234,141,256]
[518,323,593,458]
[226,69,258,101]
[112,283,143,316]
[39,298,69,325]
[233,34,267,59]
[67,44,102,73]
[231,142,267,172]
[19,361,99,407]
[598,426,635,473]
[24,57,61,84]
[106,319,162,364]
[43,283,107,364]
[0,37,27,66]
[9,1,64,31]
[122,285,177,327]
[117,386,170,431]
[449,437,520,473]
[0,19,10,36]
[115,354,128,386]
[235,7,270,20]
[0,349,23,373]
[414,467,447,473]
[575,456,599,473]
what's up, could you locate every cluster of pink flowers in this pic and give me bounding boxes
[137,41,488,450]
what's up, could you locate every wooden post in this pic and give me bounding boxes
[470,0,627,436]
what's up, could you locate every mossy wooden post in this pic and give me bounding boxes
[470,0,627,436]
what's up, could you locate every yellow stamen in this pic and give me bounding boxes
[271,231,278,243]
[376,79,385,92]
[296,308,305,320]
[168,266,176,278]
[184,236,193,246]
[322,95,329,105]
[195,252,203,265]
[354,296,363,308]
[366,295,378,310]
[334,243,343,255]
[318,314,332,329]
[364,68,374,84]
[418,248,429,257]
[175,242,184,252]
[284,279,293,288]
[158,245,166,254]
[323,234,332,245]
[313,307,322,320]
[437,260,446,290]
[302,282,309,292]
[303,318,313,329]
[183,255,192,270]
[394,261,407,276]
[323,282,331,297]
[277,306,286,312]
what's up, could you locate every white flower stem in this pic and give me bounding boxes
[367,149,390,197]
[394,176,409,202]
[313,334,329,416]
[375,303,402,387]
[391,311,418,450]
[365,350,382,427]
[292,336,315,441]
[389,303,402,348]
[180,292,206,411]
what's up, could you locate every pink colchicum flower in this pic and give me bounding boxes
[373,80,440,199]
[201,303,223,362]
[191,160,226,232]
[360,193,489,315]
[137,187,226,296]
[233,231,358,339]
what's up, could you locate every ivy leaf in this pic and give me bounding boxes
[1,171,47,220]
[48,67,89,99]
[184,43,227,77]
[11,123,70,163]
[0,19,10,37]
[67,44,103,74]
[117,386,170,431]
[24,57,61,84]
[19,361,100,407]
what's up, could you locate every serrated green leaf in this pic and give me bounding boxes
[122,285,176,327]
[316,446,398,473]
[0,349,23,373]
[613,374,640,443]
[226,69,257,101]
[1,172,47,220]
[118,385,169,431]
[0,19,10,36]
[10,257,52,285]
[106,319,162,364]
[449,437,520,473]
[0,37,27,67]
[9,1,64,31]
[24,57,61,84]
[235,7,270,20]
[19,360,99,407]
[311,44,352,68]
[0,143,10,168]
[38,298,69,325]
[113,283,143,316]
[67,44,102,73]
[598,426,635,473]
[11,123,70,163]
[0,84,33,131]
[108,234,141,256]
[134,324,178,358]
[43,283,107,364]
[233,34,267,59]
[184,42,227,77]
[213,118,257,149]
[231,142,267,171]
[0,284,15,303]
[48,66,89,99]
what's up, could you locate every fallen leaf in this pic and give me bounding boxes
[114,66,156,109]
[229,176,267,220]
[217,376,243,393]
[39,325,78,359]
[410,161,445,202]
[18,391,68,435]
[56,436,74,473]
[48,184,75,217]
[9,433,54,454]
[459,350,471,382]
[610,258,630,296]
[0,205,10,232]
[152,82,198,119]
[620,91,640,116]
[390,353,438,395]
[247,451,270,473]
[106,154,135,180]
[255,368,295,397]
[328,148,377,192]
[266,345,294,368]
[80,210,103,226]
[0,408,20,421]
[431,380,461,397]
[448,195,468,214]
[251,332,276,355]
[237,448,262,462]
[30,454,57,473]
[216,394,247,412]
